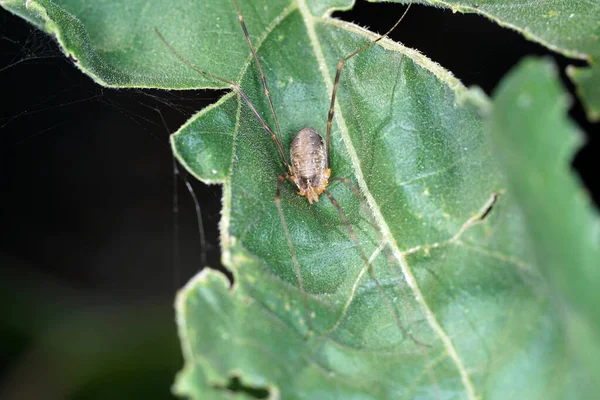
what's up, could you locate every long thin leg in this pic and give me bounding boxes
[332,176,422,333]
[331,178,380,236]
[275,173,312,335]
[325,2,412,168]
[331,176,395,265]
[233,0,287,165]
[154,28,288,167]
[323,187,428,347]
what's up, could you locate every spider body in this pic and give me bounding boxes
[288,127,330,204]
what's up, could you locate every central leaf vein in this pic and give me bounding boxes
[296,0,478,397]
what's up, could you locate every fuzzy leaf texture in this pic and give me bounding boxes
[2,0,598,399]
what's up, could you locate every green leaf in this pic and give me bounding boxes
[0,0,295,87]
[489,57,600,398]
[380,0,600,121]
[169,2,585,399]
[567,64,600,121]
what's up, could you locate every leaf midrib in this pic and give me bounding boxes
[296,0,478,397]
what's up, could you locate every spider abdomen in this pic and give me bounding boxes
[289,127,330,204]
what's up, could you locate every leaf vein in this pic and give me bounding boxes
[297,2,478,397]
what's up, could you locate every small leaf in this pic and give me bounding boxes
[567,64,600,121]
[379,0,600,120]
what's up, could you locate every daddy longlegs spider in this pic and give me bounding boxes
[157,0,426,347]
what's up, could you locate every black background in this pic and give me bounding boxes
[1,1,597,399]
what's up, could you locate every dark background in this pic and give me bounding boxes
[1,1,597,399]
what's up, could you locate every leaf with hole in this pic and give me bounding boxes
[168,2,591,399]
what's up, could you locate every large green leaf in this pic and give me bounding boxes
[2,0,597,398]
[169,2,582,400]
[489,57,600,398]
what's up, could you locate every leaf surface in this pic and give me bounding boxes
[489,57,600,398]
[379,0,600,121]
[168,2,579,399]
[1,0,597,398]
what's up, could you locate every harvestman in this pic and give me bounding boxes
[156,0,425,346]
